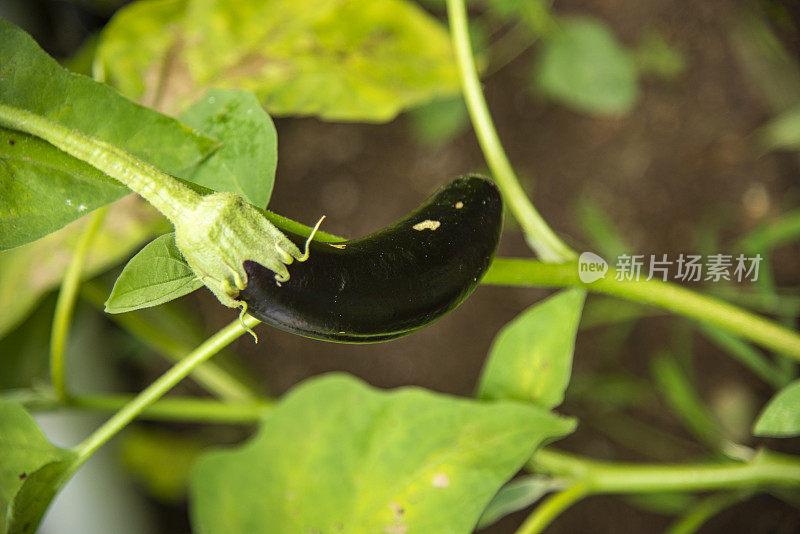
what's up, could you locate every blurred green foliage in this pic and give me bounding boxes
[95,0,460,121]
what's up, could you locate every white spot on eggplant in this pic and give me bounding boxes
[413,220,441,231]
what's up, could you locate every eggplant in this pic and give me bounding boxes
[239,175,503,343]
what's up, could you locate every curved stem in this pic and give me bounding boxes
[49,207,107,402]
[0,103,199,224]
[446,0,575,262]
[81,281,261,402]
[515,481,589,534]
[72,314,259,463]
[529,448,800,493]
[483,259,800,360]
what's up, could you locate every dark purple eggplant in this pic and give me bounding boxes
[238,175,503,343]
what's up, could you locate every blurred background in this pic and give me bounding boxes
[1,0,800,532]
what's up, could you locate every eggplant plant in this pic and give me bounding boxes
[0,1,799,533]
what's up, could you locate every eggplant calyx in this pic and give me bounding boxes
[174,191,321,309]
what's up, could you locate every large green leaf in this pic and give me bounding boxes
[178,89,277,208]
[0,18,218,250]
[105,232,202,314]
[0,400,77,534]
[477,289,586,409]
[534,17,638,115]
[0,196,168,339]
[753,380,800,438]
[190,374,575,534]
[95,0,460,121]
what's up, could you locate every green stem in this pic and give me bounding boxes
[515,481,589,534]
[49,207,107,402]
[72,314,259,463]
[81,281,261,402]
[446,0,575,262]
[529,448,800,493]
[483,259,800,360]
[666,491,751,534]
[69,394,270,424]
[0,103,199,224]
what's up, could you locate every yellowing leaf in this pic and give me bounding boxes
[96,0,460,121]
[191,374,575,533]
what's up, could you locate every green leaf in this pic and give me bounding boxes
[736,208,800,254]
[632,30,686,81]
[759,106,800,152]
[105,233,203,314]
[626,492,697,516]
[95,0,460,121]
[407,96,470,146]
[0,127,127,251]
[580,297,660,330]
[729,9,800,113]
[6,459,75,534]
[698,325,790,390]
[178,89,277,208]
[0,196,168,339]
[0,400,76,534]
[574,196,633,261]
[190,374,575,534]
[567,372,655,410]
[534,17,638,115]
[753,380,800,437]
[477,289,586,409]
[476,476,557,529]
[0,18,218,250]
[651,353,727,451]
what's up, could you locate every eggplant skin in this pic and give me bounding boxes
[239,175,503,343]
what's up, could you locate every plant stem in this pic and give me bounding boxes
[69,394,270,424]
[515,481,589,534]
[529,448,800,493]
[81,281,261,402]
[49,207,107,402]
[446,0,575,262]
[483,258,800,360]
[0,103,199,224]
[666,491,751,534]
[72,314,259,463]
